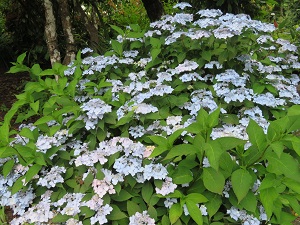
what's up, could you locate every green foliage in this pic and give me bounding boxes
[1,6,300,225]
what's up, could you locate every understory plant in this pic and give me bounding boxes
[1,2,300,225]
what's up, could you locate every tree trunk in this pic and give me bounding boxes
[141,0,164,22]
[58,0,76,65]
[75,4,100,50]
[43,0,61,66]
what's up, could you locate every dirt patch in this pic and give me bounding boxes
[0,67,30,123]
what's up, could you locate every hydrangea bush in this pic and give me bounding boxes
[2,3,300,225]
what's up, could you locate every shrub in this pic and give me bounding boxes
[1,2,300,225]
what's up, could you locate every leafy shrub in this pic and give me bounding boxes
[1,2,300,225]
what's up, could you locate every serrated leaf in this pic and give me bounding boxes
[231,169,253,203]
[202,168,225,194]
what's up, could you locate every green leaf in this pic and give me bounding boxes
[240,191,257,212]
[286,115,300,133]
[252,82,265,94]
[127,200,141,216]
[30,64,42,75]
[231,169,253,203]
[39,69,55,76]
[106,204,127,220]
[2,159,15,177]
[266,152,300,182]
[282,178,300,194]
[207,108,220,128]
[169,203,183,224]
[258,173,278,191]
[267,121,283,142]
[202,51,212,62]
[149,135,169,148]
[15,145,35,158]
[11,176,25,195]
[216,137,247,150]
[30,100,39,113]
[287,105,300,116]
[150,37,161,48]
[51,214,70,223]
[221,114,240,125]
[65,179,78,188]
[151,48,161,61]
[172,166,193,184]
[127,31,145,38]
[112,189,134,202]
[148,205,157,220]
[161,215,171,225]
[17,52,27,64]
[186,193,208,204]
[25,164,42,183]
[80,206,95,219]
[204,141,224,171]
[165,144,198,160]
[246,119,267,151]
[205,193,222,218]
[110,25,124,35]
[19,127,35,140]
[202,168,225,194]
[270,141,284,158]
[142,182,153,204]
[111,40,123,56]
[260,187,278,217]
[177,52,186,63]
[0,123,9,144]
[186,200,203,225]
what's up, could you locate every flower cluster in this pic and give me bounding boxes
[2,3,300,225]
